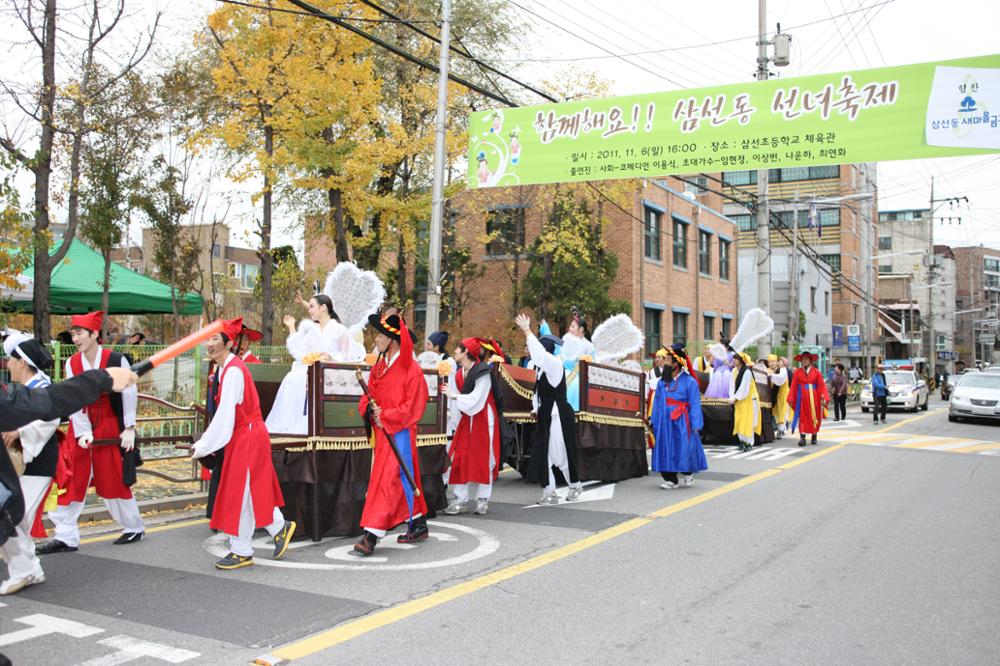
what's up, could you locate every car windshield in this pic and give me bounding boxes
[958,374,1000,389]
[885,372,915,385]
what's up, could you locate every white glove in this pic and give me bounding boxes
[190,441,204,459]
[120,428,136,452]
[77,434,94,449]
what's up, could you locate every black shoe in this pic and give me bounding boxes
[36,539,77,555]
[397,516,429,544]
[215,552,253,570]
[272,520,296,560]
[352,531,378,556]
[811,436,818,446]
[112,531,144,545]
[798,437,806,447]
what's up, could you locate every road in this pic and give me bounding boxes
[2,396,999,665]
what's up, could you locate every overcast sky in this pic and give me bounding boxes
[4,0,998,255]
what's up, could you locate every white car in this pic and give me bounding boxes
[948,372,1000,422]
[860,370,930,413]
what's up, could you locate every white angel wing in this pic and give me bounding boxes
[416,351,441,369]
[591,313,644,363]
[729,308,774,352]
[323,262,386,332]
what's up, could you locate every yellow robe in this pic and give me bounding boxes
[774,378,790,424]
[732,371,762,443]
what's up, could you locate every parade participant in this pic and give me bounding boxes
[693,345,713,374]
[831,363,849,421]
[704,342,733,398]
[560,309,596,411]
[769,355,790,437]
[1,334,60,594]
[233,325,263,364]
[731,352,761,453]
[787,351,829,446]
[515,313,583,505]
[650,344,707,489]
[190,318,294,570]
[424,331,449,358]
[444,338,501,515]
[37,311,145,555]
[266,293,355,435]
[353,313,429,556]
[646,348,669,446]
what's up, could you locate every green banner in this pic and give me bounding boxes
[467,54,1000,189]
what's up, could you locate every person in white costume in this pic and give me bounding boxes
[265,293,357,435]
[0,334,59,594]
[560,312,596,412]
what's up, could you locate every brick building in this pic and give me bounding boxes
[951,245,1000,364]
[446,177,739,356]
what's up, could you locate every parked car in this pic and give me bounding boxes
[948,372,1000,422]
[860,370,930,413]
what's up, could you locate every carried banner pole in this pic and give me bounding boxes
[130,320,225,377]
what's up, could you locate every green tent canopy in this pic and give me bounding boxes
[12,240,202,315]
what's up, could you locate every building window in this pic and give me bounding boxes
[775,208,840,230]
[985,258,1000,273]
[242,264,259,290]
[878,264,893,274]
[698,230,711,274]
[824,290,830,315]
[212,243,221,257]
[878,236,892,250]
[722,170,757,186]
[485,207,526,257]
[672,216,688,269]
[684,176,708,195]
[820,254,841,272]
[719,239,731,279]
[227,262,240,279]
[644,308,661,356]
[672,312,688,346]
[721,317,732,339]
[644,206,661,261]
[810,286,817,313]
[730,213,755,232]
[703,315,714,340]
[936,334,946,351]
[764,165,841,182]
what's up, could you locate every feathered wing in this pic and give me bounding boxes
[323,262,386,333]
[729,308,774,352]
[591,313,644,362]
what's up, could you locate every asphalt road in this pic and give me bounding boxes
[2,396,998,665]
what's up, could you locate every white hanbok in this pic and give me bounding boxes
[265,319,357,435]
[560,334,596,411]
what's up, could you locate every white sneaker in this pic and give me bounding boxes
[474,499,489,515]
[0,566,45,595]
[660,481,678,490]
[681,474,695,487]
[443,499,465,515]
[565,485,583,502]
[538,493,560,505]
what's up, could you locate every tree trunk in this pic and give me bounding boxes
[31,0,57,342]
[396,233,407,308]
[259,124,275,344]
[327,186,350,263]
[101,248,112,316]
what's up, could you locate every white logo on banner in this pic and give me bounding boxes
[926,66,1000,149]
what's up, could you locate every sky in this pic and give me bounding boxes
[3,0,998,256]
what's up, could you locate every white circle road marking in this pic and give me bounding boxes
[202,520,499,571]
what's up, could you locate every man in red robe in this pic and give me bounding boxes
[353,313,429,556]
[233,325,263,364]
[191,318,295,570]
[787,351,830,447]
[37,311,145,554]
[444,337,501,516]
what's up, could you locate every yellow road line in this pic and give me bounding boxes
[80,518,209,545]
[271,444,845,662]
[948,442,1000,454]
[895,437,974,449]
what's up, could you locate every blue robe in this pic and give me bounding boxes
[651,371,709,474]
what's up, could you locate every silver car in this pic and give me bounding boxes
[861,370,930,413]
[948,372,1000,422]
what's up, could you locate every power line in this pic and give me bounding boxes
[215,0,437,23]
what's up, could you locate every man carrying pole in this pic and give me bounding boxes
[353,313,430,556]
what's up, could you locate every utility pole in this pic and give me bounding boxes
[424,0,452,336]
[926,176,935,375]
[787,192,799,349]
[754,0,771,356]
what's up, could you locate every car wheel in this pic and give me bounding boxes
[861,406,869,413]
[921,397,929,411]
[948,414,958,422]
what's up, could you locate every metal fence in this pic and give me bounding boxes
[1,343,293,405]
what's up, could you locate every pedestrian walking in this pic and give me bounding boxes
[871,365,889,424]
[650,344,707,488]
[831,363,849,421]
[190,318,294,570]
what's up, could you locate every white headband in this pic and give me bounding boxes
[3,331,46,377]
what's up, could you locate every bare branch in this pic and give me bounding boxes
[0,135,33,169]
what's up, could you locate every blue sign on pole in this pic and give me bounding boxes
[847,324,861,352]
[832,325,844,348]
